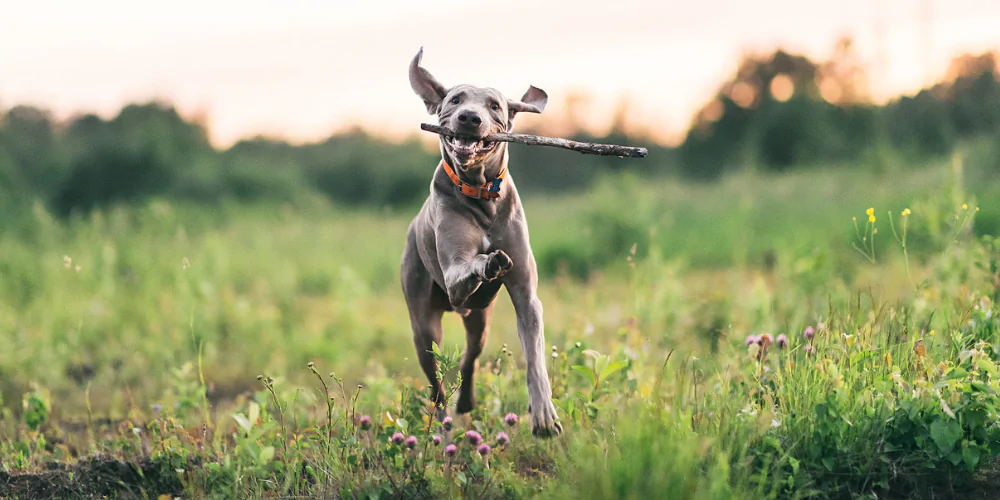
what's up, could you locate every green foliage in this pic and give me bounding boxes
[681,44,1000,178]
[3,103,1000,498]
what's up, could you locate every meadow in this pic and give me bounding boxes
[1,148,1000,499]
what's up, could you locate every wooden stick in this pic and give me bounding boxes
[420,123,648,158]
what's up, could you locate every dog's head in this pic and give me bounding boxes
[409,47,547,171]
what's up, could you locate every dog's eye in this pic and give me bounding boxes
[490,102,500,111]
[450,96,460,105]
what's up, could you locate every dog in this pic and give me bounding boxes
[400,48,562,437]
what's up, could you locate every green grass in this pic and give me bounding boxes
[1,154,1000,498]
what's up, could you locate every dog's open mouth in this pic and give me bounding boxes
[444,136,498,157]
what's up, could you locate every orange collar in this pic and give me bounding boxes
[440,159,507,201]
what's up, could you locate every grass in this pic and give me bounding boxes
[1,152,1000,498]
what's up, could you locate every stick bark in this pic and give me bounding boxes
[420,123,647,158]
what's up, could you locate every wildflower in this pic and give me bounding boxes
[504,413,519,427]
[478,443,491,456]
[759,334,773,346]
[182,257,191,269]
[391,432,405,445]
[843,333,855,348]
[432,435,442,446]
[902,208,911,216]
[465,430,482,446]
[496,432,510,446]
[885,352,893,368]
[776,334,789,349]
[866,207,874,216]
[963,204,969,210]
[803,326,815,340]
[445,444,457,457]
[552,352,558,358]
[745,335,759,346]
[359,415,372,431]
[929,330,936,337]
[442,416,453,431]
[817,322,825,332]
[405,435,418,449]
[805,345,815,356]
[132,427,142,436]
[869,215,876,223]
[150,404,163,416]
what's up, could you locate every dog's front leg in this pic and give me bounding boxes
[507,272,562,438]
[438,235,512,308]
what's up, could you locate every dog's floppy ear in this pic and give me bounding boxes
[409,47,448,114]
[507,85,548,129]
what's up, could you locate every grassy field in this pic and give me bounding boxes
[1,152,1000,498]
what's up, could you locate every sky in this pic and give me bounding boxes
[3,0,1000,147]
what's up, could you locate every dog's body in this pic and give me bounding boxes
[400,48,561,437]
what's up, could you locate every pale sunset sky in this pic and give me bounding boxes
[3,0,1000,147]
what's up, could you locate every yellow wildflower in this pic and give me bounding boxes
[869,215,876,223]
[930,330,936,337]
[866,207,874,216]
[902,208,911,216]
[885,352,893,368]
[963,204,968,210]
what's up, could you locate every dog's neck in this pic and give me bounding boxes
[441,143,508,187]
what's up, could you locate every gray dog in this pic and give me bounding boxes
[400,48,562,437]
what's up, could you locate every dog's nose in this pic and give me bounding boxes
[457,110,482,126]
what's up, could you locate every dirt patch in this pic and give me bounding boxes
[0,458,185,500]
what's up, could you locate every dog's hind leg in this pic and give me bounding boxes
[410,308,446,419]
[456,304,495,414]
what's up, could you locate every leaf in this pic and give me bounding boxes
[977,358,998,378]
[788,456,800,475]
[571,365,595,381]
[821,457,835,471]
[599,361,629,383]
[233,413,252,435]
[962,443,981,471]
[248,401,260,426]
[258,446,275,463]
[930,418,963,454]
[940,399,956,418]
[814,403,827,419]
[396,418,408,432]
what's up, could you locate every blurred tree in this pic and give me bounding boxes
[0,106,69,196]
[53,102,212,216]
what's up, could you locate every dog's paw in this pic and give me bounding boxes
[455,392,475,414]
[528,400,563,439]
[483,250,513,281]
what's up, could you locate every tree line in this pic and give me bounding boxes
[1,38,998,219]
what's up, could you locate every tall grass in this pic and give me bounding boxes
[0,155,998,498]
